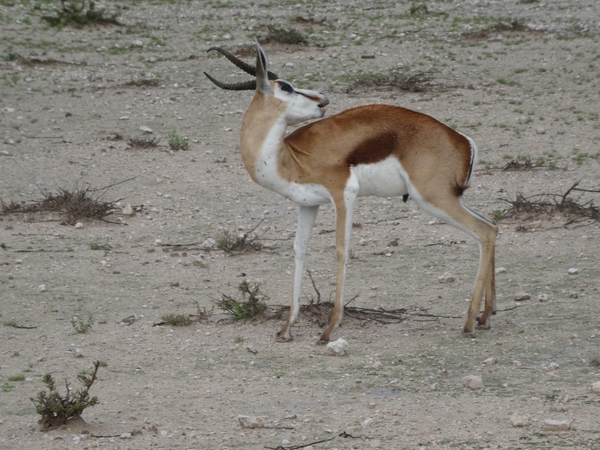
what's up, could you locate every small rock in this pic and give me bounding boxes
[510,411,530,427]
[120,432,132,439]
[283,414,297,420]
[372,361,383,370]
[568,268,579,275]
[483,357,496,365]
[543,419,571,431]
[73,348,84,358]
[359,238,369,246]
[75,222,84,229]
[132,40,144,47]
[122,204,134,216]
[326,338,349,356]
[438,272,455,283]
[495,267,507,274]
[461,375,484,390]
[139,125,153,134]
[538,293,549,302]
[569,291,578,299]
[361,418,374,428]
[536,127,546,135]
[238,416,264,429]
[38,284,47,293]
[200,238,216,250]
[430,383,438,391]
[514,292,531,301]
[591,381,600,393]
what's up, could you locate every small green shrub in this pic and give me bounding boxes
[8,374,26,382]
[215,281,268,320]
[161,314,193,326]
[70,315,93,334]
[31,361,105,428]
[167,130,189,151]
[262,25,308,45]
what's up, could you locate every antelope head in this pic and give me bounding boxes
[204,42,329,126]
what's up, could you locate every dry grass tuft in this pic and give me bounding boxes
[1,185,121,225]
[346,69,438,93]
[126,136,161,149]
[501,182,600,226]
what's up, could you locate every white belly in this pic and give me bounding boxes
[354,156,408,198]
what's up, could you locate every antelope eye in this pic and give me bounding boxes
[279,82,294,94]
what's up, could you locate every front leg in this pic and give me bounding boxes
[319,184,358,344]
[276,205,319,342]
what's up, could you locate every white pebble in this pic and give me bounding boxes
[568,268,579,275]
[510,411,530,427]
[591,381,600,393]
[438,272,455,283]
[543,419,571,431]
[461,375,484,390]
[326,338,349,356]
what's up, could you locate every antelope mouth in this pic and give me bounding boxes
[318,99,329,113]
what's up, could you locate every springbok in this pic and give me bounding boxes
[205,43,498,343]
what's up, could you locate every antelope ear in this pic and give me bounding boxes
[255,41,272,95]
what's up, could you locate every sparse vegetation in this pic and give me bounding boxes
[42,0,120,28]
[70,315,93,334]
[215,281,268,320]
[261,25,308,45]
[167,130,189,151]
[31,361,105,429]
[501,182,600,226]
[89,240,111,251]
[345,69,438,93]
[0,185,121,225]
[127,135,161,149]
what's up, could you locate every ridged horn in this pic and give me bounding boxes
[203,72,257,91]
[207,47,279,80]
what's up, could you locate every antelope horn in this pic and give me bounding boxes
[203,72,257,91]
[207,47,279,80]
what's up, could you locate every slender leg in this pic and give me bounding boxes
[276,205,319,342]
[477,245,496,329]
[412,194,497,335]
[319,187,357,344]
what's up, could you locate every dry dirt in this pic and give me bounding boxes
[1,0,600,449]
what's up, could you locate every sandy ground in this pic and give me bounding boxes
[1,0,599,449]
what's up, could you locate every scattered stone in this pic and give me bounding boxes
[38,284,47,293]
[567,268,579,275]
[75,222,84,229]
[495,267,507,274]
[372,361,383,370]
[461,375,484,390]
[430,383,438,391]
[514,292,530,301]
[438,272,455,283]
[283,414,297,420]
[536,127,546,135]
[510,411,530,427]
[543,419,571,431]
[132,40,144,47]
[200,238,216,250]
[122,204,135,216]
[359,238,369,246]
[482,357,496,365]
[361,418,374,428]
[538,293,549,302]
[591,381,600,393]
[73,348,84,358]
[139,125,153,134]
[119,432,132,439]
[589,357,600,367]
[238,416,264,429]
[326,338,349,356]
